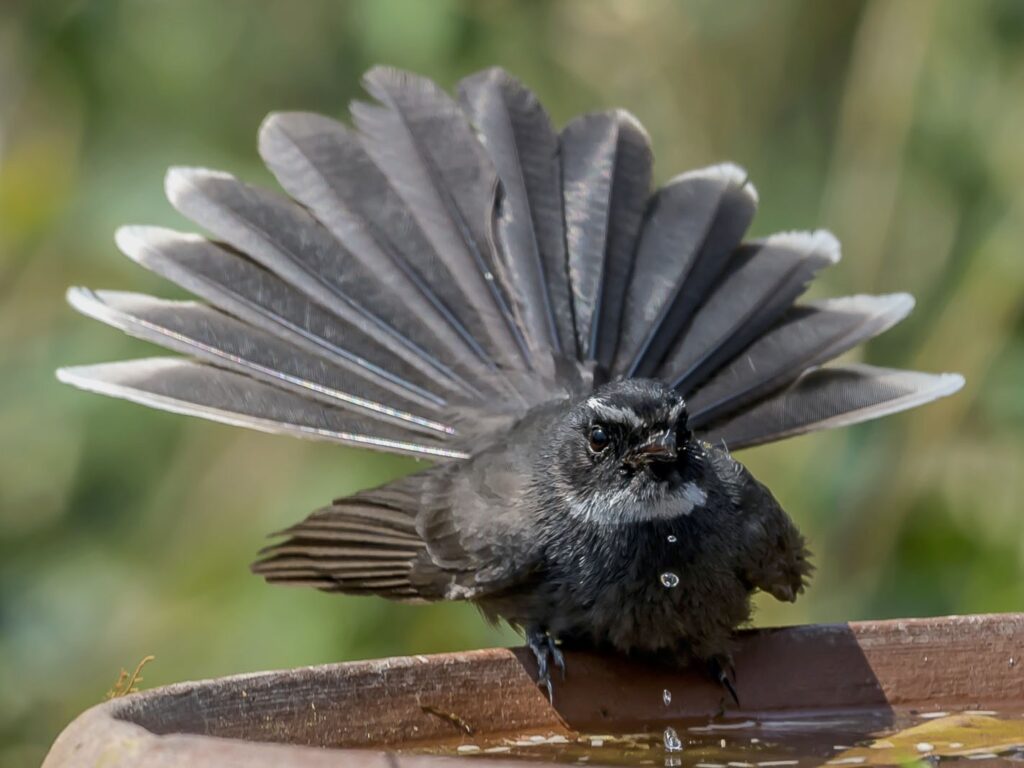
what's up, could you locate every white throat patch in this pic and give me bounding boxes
[568,480,707,524]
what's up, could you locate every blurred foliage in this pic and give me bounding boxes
[1,1,1022,765]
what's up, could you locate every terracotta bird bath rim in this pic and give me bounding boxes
[43,612,1024,767]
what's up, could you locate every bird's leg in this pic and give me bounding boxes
[546,634,566,680]
[527,627,564,703]
[709,654,740,709]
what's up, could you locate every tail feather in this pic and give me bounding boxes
[352,66,530,372]
[698,364,965,450]
[617,164,758,377]
[115,225,471,404]
[561,110,652,371]
[257,111,500,376]
[67,288,453,436]
[56,358,469,460]
[165,167,499,396]
[688,293,915,428]
[662,230,841,392]
[458,67,570,365]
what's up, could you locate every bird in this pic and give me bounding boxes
[58,66,964,703]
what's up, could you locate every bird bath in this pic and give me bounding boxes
[44,613,1024,767]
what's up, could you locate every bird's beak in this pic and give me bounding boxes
[631,431,678,464]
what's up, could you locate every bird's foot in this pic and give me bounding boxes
[709,654,740,709]
[527,628,565,704]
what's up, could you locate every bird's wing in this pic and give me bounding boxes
[61,65,962,461]
[722,454,812,603]
[253,459,541,602]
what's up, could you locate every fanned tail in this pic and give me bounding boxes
[61,65,963,459]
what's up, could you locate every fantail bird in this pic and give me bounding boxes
[58,66,963,702]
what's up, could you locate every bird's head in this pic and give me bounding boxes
[545,378,706,523]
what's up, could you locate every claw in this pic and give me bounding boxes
[527,628,564,704]
[711,655,740,708]
[719,671,741,708]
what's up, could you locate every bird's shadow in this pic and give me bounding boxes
[511,622,894,733]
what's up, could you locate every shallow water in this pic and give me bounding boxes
[406,708,1024,766]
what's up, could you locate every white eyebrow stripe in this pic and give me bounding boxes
[586,397,643,427]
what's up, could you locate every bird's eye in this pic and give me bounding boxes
[588,424,610,453]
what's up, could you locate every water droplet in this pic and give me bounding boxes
[660,571,680,588]
[666,534,677,543]
[662,688,672,706]
[663,726,683,752]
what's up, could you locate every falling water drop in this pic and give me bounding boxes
[662,688,672,706]
[660,571,680,588]
[663,726,683,752]
[666,534,677,543]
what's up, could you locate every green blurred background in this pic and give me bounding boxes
[1,0,1022,763]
